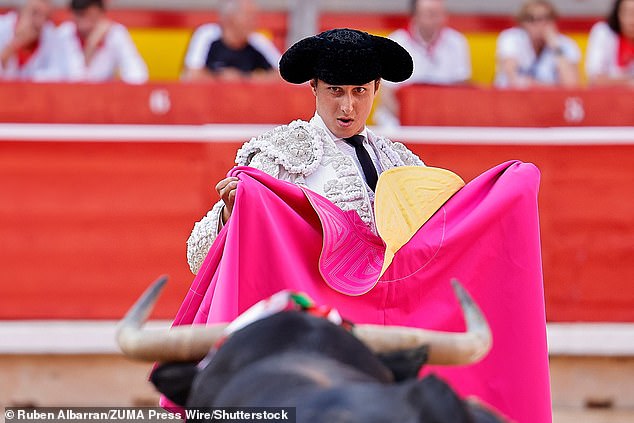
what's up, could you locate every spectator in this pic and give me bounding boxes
[182,0,281,81]
[375,0,470,126]
[57,0,148,84]
[0,0,63,81]
[585,0,634,86]
[494,0,580,88]
[389,0,471,85]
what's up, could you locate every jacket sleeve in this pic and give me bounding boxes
[186,200,224,274]
[185,150,287,274]
[186,120,319,274]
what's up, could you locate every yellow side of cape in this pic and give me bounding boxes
[375,166,465,277]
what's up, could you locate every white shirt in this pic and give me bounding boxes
[388,25,471,85]
[0,12,64,81]
[184,23,280,70]
[311,113,383,181]
[57,21,148,84]
[494,27,580,87]
[585,21,634,79]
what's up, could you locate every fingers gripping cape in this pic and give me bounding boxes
[169,161,551,423]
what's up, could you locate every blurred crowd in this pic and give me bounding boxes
[1,0,633,91]
[0,0,283,83]
[0,0,147,82]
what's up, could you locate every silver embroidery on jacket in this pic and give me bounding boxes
[186,121,424,274]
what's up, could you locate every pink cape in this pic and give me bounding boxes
[166,161,551,423]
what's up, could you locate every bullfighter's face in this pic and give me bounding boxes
[311,79,380,139]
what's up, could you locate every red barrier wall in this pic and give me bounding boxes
[1,136,633,322]
[0,82,316,125]
[398,85,634,127]
[1,82,633,126]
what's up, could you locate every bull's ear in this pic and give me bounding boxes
[375,345,428,381]
[150,362,198,406]
[407,374,473,423]
[408,374,472,422]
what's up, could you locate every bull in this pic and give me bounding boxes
[118,277,506,422]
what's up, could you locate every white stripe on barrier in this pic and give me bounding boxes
[380,126,634,145]
[547,323,634,356]
[0,123,273,142]
[0,123,633,145]
[0,320,170,355]
[1,321,633,356]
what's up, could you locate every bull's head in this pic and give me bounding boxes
[117,277,507,422]
[116,276,491,366]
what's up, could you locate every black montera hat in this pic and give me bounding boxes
[279,28,413,85]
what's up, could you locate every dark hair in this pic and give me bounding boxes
[607,0,625,34]
[410,0,418,15]
[311,78,381,90]
[409,0,445,16]
[516,0,558,23]
[70,0,105,12]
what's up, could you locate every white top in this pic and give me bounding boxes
[494,27,580,87]
[184,23,280,70]
[311,113,384,179]
[57,21,148,84]
[0,12,64,81]
[585,21,634,79]
[388,25,471,85]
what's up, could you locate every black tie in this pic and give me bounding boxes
[344,135,378,191]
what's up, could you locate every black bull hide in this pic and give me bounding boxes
[150,311,505,423]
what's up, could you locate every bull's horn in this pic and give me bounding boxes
[116,276,227,362]
[353,279,492,365]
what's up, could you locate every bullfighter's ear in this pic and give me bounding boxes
[375,345,429,382]
[150,362,198,406]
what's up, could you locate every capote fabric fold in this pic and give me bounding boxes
[165,161,551,423]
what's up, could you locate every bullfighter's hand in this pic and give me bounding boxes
[216,177,239,224]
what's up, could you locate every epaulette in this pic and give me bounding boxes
[235,120,325,176]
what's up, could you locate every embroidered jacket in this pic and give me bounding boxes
[186,118,424,274]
